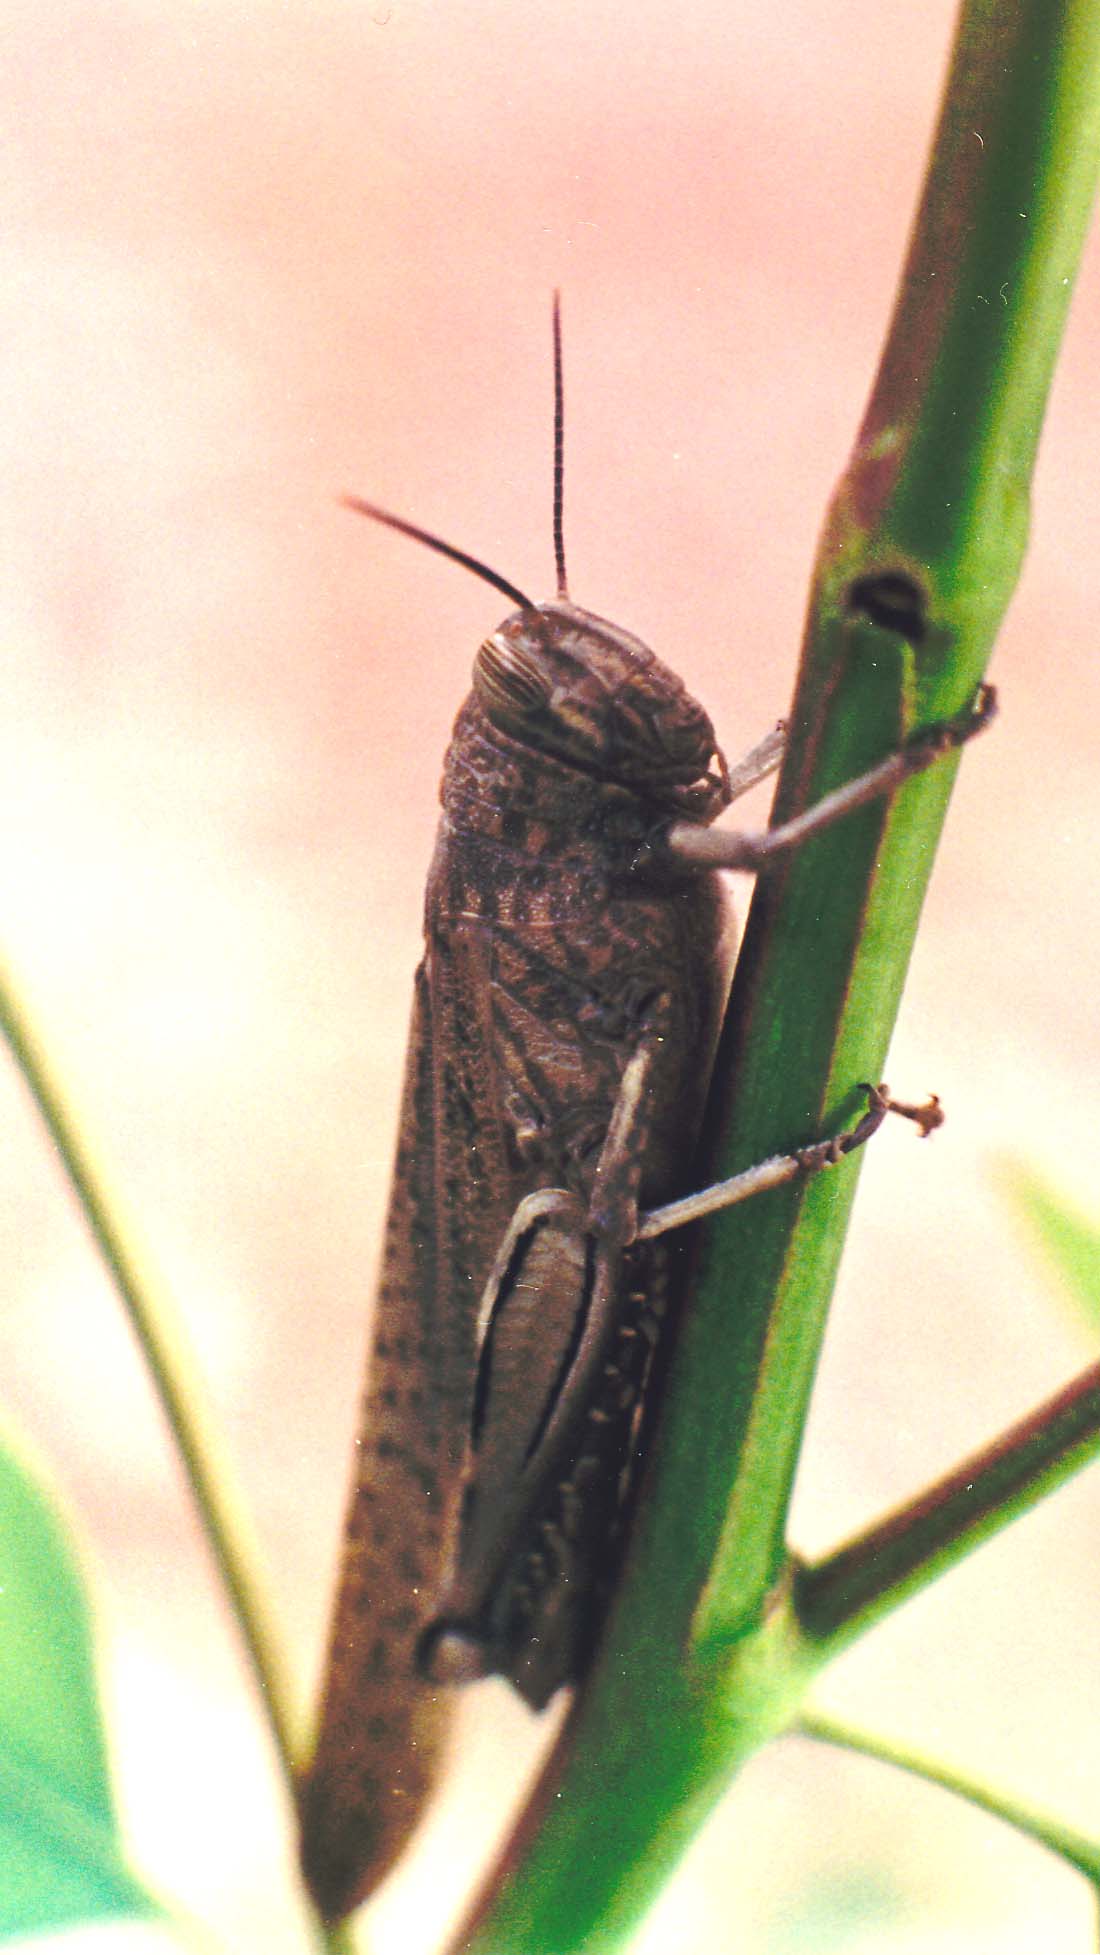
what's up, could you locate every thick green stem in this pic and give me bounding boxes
[700,0,1100,1631]
[455,6,1100,1952]
[0,959,302,1794]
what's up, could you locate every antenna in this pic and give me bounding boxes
[341,495,538,614]
[552,291,568,598]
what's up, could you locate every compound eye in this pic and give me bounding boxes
[475,633,552,714]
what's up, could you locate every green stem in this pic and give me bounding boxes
[319,1917,360,1955]
[796,1358,1100,1649]
[699,0,1100,1633]
[454,6,1100,1952]
[0,958,302,1793]
[799,1710,1100,1887]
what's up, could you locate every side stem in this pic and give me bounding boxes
[0,959,302,1792]
[795,1358,1100,1650]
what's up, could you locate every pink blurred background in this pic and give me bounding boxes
[5,1,1100,1949]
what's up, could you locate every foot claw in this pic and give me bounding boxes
[866,1083,945,1139]
[892,1091,944,1138]
[970,680,998,733]
[905,681,997,773]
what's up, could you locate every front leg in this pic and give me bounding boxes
[660,683,996,873]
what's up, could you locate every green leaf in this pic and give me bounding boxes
[0,1432,156,1938]
[997,1160,1100,1342]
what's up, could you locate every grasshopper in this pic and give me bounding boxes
[298,300,993,1921]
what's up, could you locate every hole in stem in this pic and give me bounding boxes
[847,571,928,643]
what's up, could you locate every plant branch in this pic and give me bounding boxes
[319,1917,360,1955]
[800,1710,1100,1886]
[694,0,1100,1640]
[0,958,302,1793]
[795,1358,1100,1649]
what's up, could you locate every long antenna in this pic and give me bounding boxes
[552,291,569,598]
[341,495,538,614]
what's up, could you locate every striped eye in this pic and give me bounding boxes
[475,634,552,712]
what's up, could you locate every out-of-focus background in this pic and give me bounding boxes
[4,2,1100,1950]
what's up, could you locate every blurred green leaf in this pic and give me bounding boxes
[767,1870,905,1954]
[997,1161,1100,1342]
[0,1433,156,1938]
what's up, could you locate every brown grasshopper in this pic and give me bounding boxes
[298,300,993,1921]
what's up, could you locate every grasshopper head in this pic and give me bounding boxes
[340,499,732,823]
[474,601,731,821]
